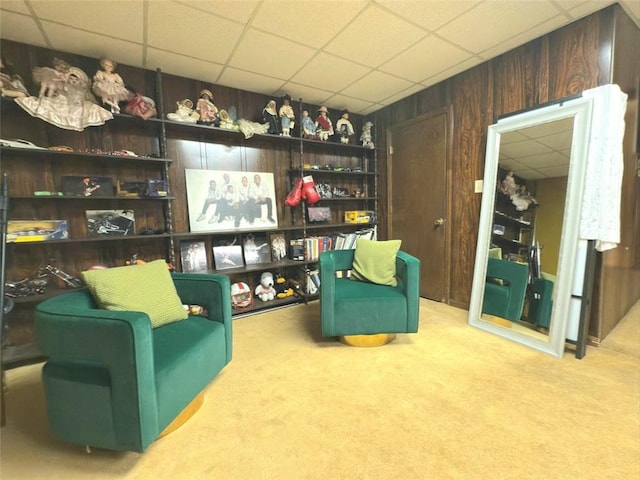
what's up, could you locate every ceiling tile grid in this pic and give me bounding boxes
[0,0,637,115]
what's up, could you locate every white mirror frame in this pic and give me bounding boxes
[468,97,594,358]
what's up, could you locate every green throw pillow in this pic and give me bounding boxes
[81,259,187,328]
[351,238,402,286]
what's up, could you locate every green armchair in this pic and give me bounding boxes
[482,258,529,322]
[34,273,232,453]
[319,249,420,344]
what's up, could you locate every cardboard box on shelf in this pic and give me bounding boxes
[344,210,375,224]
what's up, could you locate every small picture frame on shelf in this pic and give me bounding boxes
[213,245,244,270]
[61,175,114,197]
[243,233,270,265]
[269,232,287,261]
[86,209,135,237]
[180,240,208,272]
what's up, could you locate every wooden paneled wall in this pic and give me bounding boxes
[375,4,640,341]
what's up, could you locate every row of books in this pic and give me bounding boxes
[290,226,377,262]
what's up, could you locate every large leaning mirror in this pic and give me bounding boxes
[469,96,594,358]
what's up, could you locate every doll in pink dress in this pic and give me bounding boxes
[92,57,130,113]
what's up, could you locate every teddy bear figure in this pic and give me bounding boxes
[255,272,276,302]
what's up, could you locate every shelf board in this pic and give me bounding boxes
[298,168,375,176]
[11,195,175,200]
[0,145,172,163]
[6,233,172,245]
[317,196,376,201]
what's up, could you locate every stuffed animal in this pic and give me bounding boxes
[274,273,294,299]
[287,278,307,304]
[255,272,276,302]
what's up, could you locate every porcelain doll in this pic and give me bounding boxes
[16,65,113,131]
[122,86,157,120]
[31,57,70,99]
[196,89,218,125]
[92,57,130,113]
[167,98,198,123]
[301,110,317,139]
[315,106,333,141]
[279,94,295,136]
[263,99,280,135]
[360,121,374,149]
[0,58,28,98]
[335,110,354,144]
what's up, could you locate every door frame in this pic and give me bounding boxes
[385,105,454,303]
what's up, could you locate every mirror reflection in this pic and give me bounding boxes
[480,118,574,340]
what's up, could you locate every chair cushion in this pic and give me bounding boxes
[351,238,402,286]
[81,260,187,328]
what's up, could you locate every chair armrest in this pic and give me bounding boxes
[171,272,232,363]
[35,290,159,449]
[396,251,421,331]
[319,249,356,301]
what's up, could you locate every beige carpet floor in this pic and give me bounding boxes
[1,298,638,480]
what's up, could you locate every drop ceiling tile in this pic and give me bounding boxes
[379,35,471,82]
[277,82,334,108]
[340,70,414,103]
[380,83,428,106]
[252,0,367,48]
[147,2,243,64]
[359,104,384,116]
[0,10,46,47]
[40,22,144,67]
[320,94,375,115]
[291,52,371,93]
[437,0,561,54]
[0,1,30,15]
[500,139,552,158]
[420,57,481,87]
[218,66,286,98]
[378,0,481,31]
[539,165,571,178]
[29,0,142,42]
[323,3,426,67]
[518,151,569,168]
[146,48,224,85]
[175,0,259,23]
[479,15,570,60]
[228,28,316,79]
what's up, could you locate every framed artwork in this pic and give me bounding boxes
[243,233,270,265]
[180,240,208,272]
[86,209,135,237]
[269,232,287,261]
[213,245,244,270]
[185,169,279,233]
[61,175,114,197]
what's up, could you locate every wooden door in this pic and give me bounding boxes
[387,108,451,301]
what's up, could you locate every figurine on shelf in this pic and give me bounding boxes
[360,121,374,149]
[301,110,317,139]
[335,110,354,144]
[91,57,130,113]
[279,94,295,137]
[0,57,29,98]
[167,98,198,123]
[262,99,281,135]
[196,89,218,125]
[32,57,70,99]
[15,64,113,131]
[315,106,333,141]
[122,85,157,120]
[218,108,239,130]
[237,118,269,139]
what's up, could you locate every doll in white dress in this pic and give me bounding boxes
[92,57,130,113]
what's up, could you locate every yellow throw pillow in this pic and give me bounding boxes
[81,259,187,328]
[351,238,402,286]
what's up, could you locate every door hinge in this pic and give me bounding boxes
[389,146,393,155]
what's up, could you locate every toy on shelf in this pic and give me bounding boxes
[335,110,354,144]
[255,272,276,302]
[315,106,333,141]
[167,98,199,123]
[196,89,218,125]
[91,57,130,113]
[262,99,281,135]
[361,121,374,149]
[122,85,157,120]
[16,61,113,131]
[0,57,28,98]
[279,94,295,137]
[301,109,317,139]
